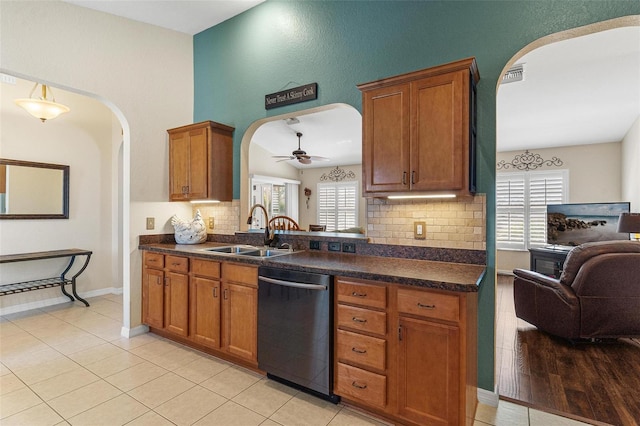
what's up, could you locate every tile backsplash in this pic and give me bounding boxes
[366,195,486,250]
[193,194,486,251]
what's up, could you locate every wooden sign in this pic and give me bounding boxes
[265,83,317,110]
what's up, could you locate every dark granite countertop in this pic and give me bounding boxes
[139,242,485,293]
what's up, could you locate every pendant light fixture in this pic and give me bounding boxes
[14,83,70,122]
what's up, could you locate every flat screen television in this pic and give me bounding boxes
[546,202,630,247]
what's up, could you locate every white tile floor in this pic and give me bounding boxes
[0,295,590,426]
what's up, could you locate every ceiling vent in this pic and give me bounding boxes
[502,64,524,84]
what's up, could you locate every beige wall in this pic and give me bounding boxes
[0,79,118,311]
[622,116,640,211]
[297,164,366,231]
[496,141,622,272]
[0,1,193,328]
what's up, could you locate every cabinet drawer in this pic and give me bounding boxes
[336,362,386,408]
[192,258,221,279]
[144,252,164,269]
[337,329,386,371]
[397,288,459,322]
[222,263,258,287]
[337,304,386,336]
[336,279,386,309]
[165,255,189,273]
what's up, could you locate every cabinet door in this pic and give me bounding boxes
[164,271,189,337]
[190,276,221,348]
[411,70,466,192]
[222,282,257,362]
[397,316,460,426]
[186,127,209,199]
[169,130,191,201]
[362,83,411,193]
[142,267,164,329]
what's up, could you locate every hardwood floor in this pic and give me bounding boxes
[496,274,640,426]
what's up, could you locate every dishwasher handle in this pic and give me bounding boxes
[259,275,328,291]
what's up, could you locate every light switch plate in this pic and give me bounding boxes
[146,217,155,230]
[208,217,214,229]
[414,221,426,239]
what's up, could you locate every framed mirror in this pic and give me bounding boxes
[0,159,69,219]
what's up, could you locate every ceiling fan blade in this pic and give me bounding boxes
[272,155,294,159]
[308,156,330,161]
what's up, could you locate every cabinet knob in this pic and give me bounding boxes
[213,287,218,298]
[351,291,367,298]
[351,347,367,354]
[402,171,407,185]
[352,316,367,323]
[411,170,416,185]
[351,381,368,390]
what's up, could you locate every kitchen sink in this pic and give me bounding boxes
[202,245,296,258]
[204,245,257,254]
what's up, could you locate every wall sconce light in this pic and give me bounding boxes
[304,187,312,209]
[14,83,70,122]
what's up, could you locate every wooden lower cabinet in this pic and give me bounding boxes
[334,276,477,426]
[141,251,258,368]
[164,270,189,336]
[398,317,460,425]
[142,252,189,337]
[190,276,221,348]
[221,263,258,363]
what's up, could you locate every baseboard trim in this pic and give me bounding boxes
[121,324,149,339]
[0,287,121,316]
[478,387,499,407]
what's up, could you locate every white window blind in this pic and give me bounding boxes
[317,182,358,232]
[497,170,568,250]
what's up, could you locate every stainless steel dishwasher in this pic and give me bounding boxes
[257,266,339,403]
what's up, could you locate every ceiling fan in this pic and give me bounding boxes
[272,132,330,164]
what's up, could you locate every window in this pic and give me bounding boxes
[496,170,568,250]
[249,175,299,229]
[317,181,358,232]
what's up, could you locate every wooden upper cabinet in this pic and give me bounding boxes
[362,83,411,193]
[359,57,479,197]
[168,120,234,202]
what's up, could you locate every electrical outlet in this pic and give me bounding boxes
[146,217,155,230]
[208,217,214,230]
[414,221,426,240]
[310,240,321,250]
[342,242,356,253]
[328,242,341,252]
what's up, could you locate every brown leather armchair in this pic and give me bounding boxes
[513,240,640,340]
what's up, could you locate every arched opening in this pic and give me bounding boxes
[494,15,640,422]
[0,72,132,332]
[239,103,363,230]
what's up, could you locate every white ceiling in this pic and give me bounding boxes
[251,106,362,169]
[63,0,265,35]
[497,26,640,152]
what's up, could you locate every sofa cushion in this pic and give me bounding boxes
[560,240,640,285]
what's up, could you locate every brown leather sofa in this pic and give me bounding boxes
[513,240,640,340]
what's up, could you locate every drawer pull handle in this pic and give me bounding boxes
[351,292,367,297]
[352,317,367,323]
[352,347,367,354]
[351,381,367,390]
[417,302,436,309]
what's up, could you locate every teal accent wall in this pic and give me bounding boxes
[194,1,639,392]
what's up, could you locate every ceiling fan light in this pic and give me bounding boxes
[14,83,70,122]
[299,158,312,164]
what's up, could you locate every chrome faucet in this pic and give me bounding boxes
[247,203,275,246]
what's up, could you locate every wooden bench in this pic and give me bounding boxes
[0,249,92,306]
